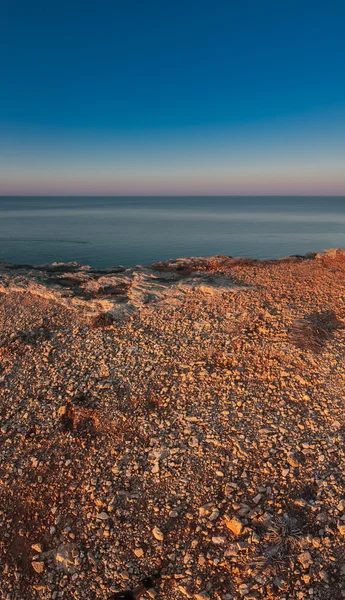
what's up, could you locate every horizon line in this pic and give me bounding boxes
[1,194,345,198]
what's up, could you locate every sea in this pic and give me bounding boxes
[0,196,345,268]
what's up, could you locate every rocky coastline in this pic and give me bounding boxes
[1,248,345,600]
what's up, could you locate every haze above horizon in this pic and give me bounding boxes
[1,0,345,195]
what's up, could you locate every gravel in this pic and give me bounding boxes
[1,249,345,599]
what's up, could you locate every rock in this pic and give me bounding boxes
[31,543,43,553]
[54,543,77,574]
[32,561,45,573]
[337,523,345,535]
[298,551,313,569]
[209,508,220,521]
[287,454,300,468]
[96,512,109,520]
[57,405,68,418]
[212,536,225,544]
[179,585,192,598]
[194,592,210,600]
[121,571,130,580]
[316,248,345,260]
[199,503,212,517]
[134,548,144,557]
[224,515,243,536]
[152,526,164,541]
[189,437,199,447]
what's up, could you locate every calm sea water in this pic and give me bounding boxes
[0,196,345,268]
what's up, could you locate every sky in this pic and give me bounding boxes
[1,0,345,195]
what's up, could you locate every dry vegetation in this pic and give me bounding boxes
[1,248,345,600]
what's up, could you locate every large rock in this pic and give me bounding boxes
[316,248,345,260]
[54,543,77,574]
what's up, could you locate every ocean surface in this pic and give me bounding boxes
[0,196,345,268]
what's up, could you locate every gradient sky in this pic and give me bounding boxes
[1,0,345,195]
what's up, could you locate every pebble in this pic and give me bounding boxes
[32,561,45,574]
[194,592,210,600]
[209,508,220,521]
[178,585,192,598]
[298,551,313,569]
[152,526,164,541]
[224,516,243,536]
[337,523,345,535]
[96,512,109,520]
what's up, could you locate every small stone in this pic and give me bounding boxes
[238,584,249,596]
[212,536,225,544]
[337,500,345,512]
[57,405,68,418]
[287,454,300,468]
[199,503,212,517]
[298,551,313,569]
[152,526,164,541]
[31,543,43,553]
[32,561,45,574]
[194,592,210,600]
[224,516,243,536]
[337,523,345,535]
[134,548,144,557]
[189,437,199,447]
[209,508,220,521]
[178,585,192,598]
[121,570,130,580]
[96,512,109,520]
[252,494,262,505]
[55,543,77,574]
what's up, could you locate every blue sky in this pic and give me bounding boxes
[1,0,345,194]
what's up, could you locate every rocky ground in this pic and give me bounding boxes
[1,248,345,600]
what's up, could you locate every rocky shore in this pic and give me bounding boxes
[1,248,345,600]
